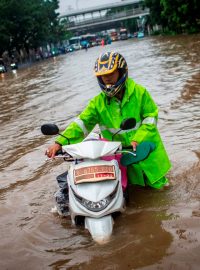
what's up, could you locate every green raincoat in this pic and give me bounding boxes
[56,78,171,188]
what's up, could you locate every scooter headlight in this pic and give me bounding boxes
[71,182,119,212]
[82,197,111,212]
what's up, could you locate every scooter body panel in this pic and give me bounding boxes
[68,159,125,225]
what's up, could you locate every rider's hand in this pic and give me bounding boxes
[131,141,138,152]
[45,143,62,158]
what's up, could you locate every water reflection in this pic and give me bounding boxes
[48,209,173,270]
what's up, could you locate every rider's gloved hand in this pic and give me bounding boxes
[131,141,138,152]
[45,143,62,158]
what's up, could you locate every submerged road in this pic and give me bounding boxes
[0,34,200,269]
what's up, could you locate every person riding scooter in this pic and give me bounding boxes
[46,52,171,213]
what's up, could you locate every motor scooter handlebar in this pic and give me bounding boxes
[46,150,83,162]
[47,149,136,161]
[55,151,74,161]
[116,150,137,157]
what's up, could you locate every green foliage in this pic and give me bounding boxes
[145,0,164,26]
[0,0,67,55]
[59,18,73,40]
[123,18,138,32]
[144,0,200,34]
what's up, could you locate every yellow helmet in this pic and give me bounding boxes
[94,52,128,97]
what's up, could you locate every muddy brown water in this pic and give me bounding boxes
[0,35,200,270]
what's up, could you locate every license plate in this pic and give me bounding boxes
[74,165,116,184]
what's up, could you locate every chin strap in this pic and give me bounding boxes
[106,96,111,105]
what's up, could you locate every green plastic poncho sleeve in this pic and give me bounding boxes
[55,98,99,145]
[131,89,159,143]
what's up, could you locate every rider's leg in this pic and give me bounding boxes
[54,171,69,216]
[145,176,170,189]
[127,165,170,189]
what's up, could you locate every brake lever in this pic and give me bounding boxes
[116,150,137,156]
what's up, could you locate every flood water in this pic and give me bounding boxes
[0,34,200,270]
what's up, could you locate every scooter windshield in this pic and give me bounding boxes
[62,140,121,159]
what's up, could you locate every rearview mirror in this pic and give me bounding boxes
[120,118,136,130]
[112,118,136,141]
[41,124,59,135]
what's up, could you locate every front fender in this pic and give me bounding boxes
[85,215,113,244]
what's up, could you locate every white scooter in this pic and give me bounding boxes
[41,118,155,244]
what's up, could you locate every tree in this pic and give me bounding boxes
[160,0,200,33]
[145,0,165,27]
[0,0,66,55]
[144,0,200,34]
